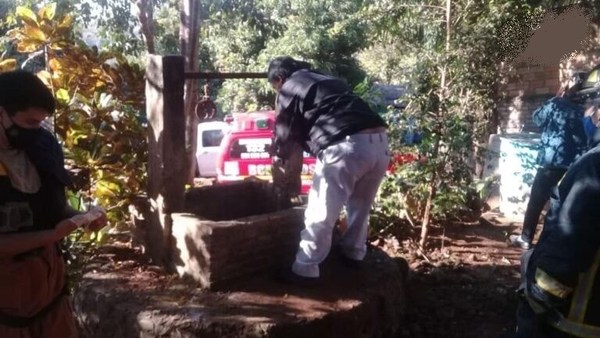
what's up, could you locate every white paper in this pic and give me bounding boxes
[69,207,106,228]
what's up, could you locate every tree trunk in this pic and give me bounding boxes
[137,0,155,54]
[179,0,201,184]
[419,171,437,248]
[420,0,452,249]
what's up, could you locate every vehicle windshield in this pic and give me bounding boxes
[202,129,224,147]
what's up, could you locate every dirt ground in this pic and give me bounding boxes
[75,236,407,337]
[76,212,525,338]
[379,212,524,338]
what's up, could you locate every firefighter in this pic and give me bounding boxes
[516,125,600,337]
[0,71,106,337]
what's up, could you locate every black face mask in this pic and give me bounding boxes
[2,117,41,150]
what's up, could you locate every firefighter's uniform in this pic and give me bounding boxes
[517,130,600,337]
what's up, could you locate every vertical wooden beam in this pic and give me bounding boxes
[144,54,185,268]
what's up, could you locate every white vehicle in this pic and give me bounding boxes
[196,121,229,177]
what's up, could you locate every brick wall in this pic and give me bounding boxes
[496,16,600,133]
[497,63,559,133]
[501,65,561,98]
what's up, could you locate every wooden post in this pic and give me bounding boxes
[143,54,186,269]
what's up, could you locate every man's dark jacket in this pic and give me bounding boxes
[274,69,386,158]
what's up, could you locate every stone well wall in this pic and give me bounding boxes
[183,180,288,221]
[171,181,304,288]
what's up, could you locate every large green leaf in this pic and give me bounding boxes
[23,25,46,41]
[56,88,70,103]
[15,6,38,27]
[38,3,56,21]
[0,59,17,72]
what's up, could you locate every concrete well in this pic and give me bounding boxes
[171,180,303,288]
[76,180,408,338]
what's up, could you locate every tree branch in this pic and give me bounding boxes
[136,0,155,54]
[392,4,447,11]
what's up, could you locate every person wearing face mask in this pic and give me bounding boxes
[0,70,107,337]
[267,56,390,285]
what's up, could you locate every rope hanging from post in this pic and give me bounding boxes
[195,83,217,121]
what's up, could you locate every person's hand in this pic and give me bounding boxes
[87,208,108,232]
[272,155,284,166]
[68,207,108,232]
[53,219,78,241]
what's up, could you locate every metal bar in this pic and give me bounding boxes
[184,72,267,79]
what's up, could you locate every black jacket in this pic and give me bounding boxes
[0,129,71,233]
[526,128,600,324]
[274,69,386,158]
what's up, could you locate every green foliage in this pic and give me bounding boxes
[366,1,545,239]
[21,0,388,116]
[73,0,143,56]
[199,0,371,112]
[1,0,577,247]
[353,78,386,114]
[153,0,180,54]
[5,3,147,229]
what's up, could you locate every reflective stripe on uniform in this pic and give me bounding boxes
[550,249,600,337]
[568,250,600,323]
[552,319,600,338]
[535,267,574,299]
[525,294,600,338]
[525,251,600,337]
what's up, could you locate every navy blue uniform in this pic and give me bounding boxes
[517,130,600,337]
